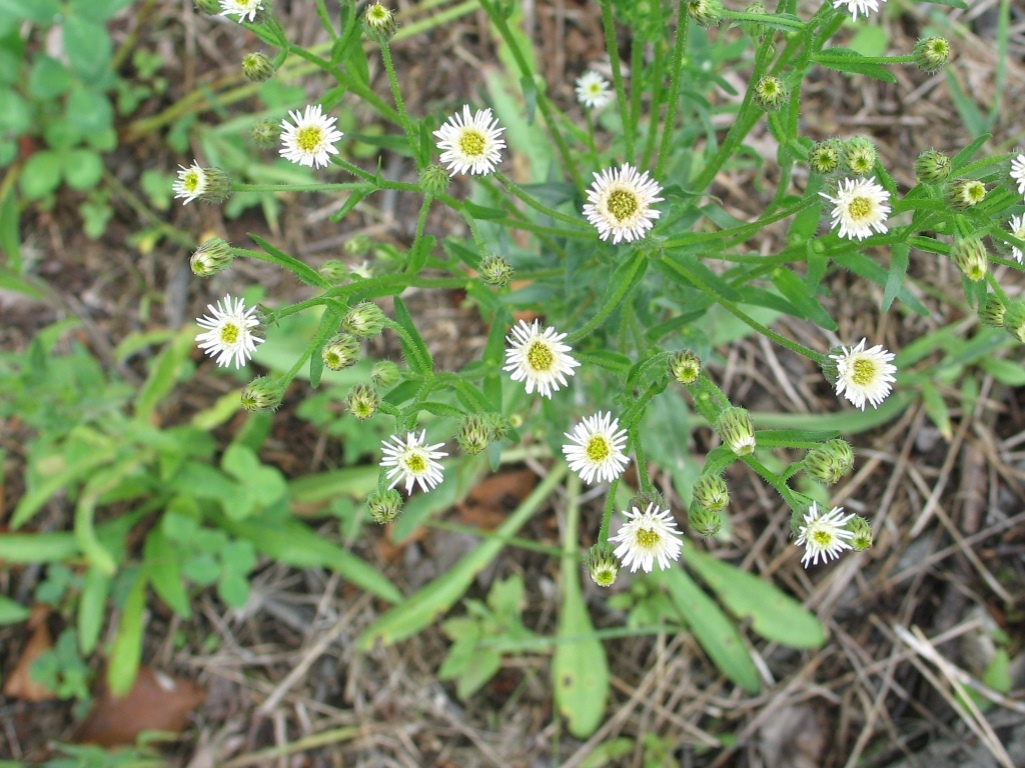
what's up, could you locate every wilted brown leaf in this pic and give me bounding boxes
[456,469,537,531]
[2,605,56,702]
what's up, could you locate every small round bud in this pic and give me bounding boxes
[174,164,233,205]
[669,350,701,384]
[319,259,349,284]
[241,52,275,83]
[345,234,373,256]
[190,237,234,277]
[346,383,379,421]
[1002,300,1025,343]
[371,360,400,388]
[241,376,285,413]
[804,439,855,485]
[843,137,877,177]
[685,0,723,27]
[457,414,492,455]
[740,2,767,37]
[978,295,1005,328]
[809,139,843,175]
[251,119,279,148]
[847,516,873,551]
[951,237,988,282]
[479,254,514,287]
[418,164,450,197]
[754,76,788,111]
[321,333,360,371]
[363,2,397,42]
[947,179,987,210]
[913,36,950,74]
[485,412,510,442]
[586,543,620,588]
[688,506,723,537]
[341,301,386,338]
[716,407,756,457]
[914,150,951,183]
[193,0,220,14]
[368,488,403,524]
[692,474,729,513]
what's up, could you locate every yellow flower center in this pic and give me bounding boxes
[850,356,878,386]
[635,528,659,549]
[811,529,833,547]
[458,128,486,158]
[183,170,201,192]
[584,435,611,463]
[526,340,554,372]
[405,452,427,473]
[296,126,324,153]
[847,196,872,221]
[219,323,240,345]
[606,188,639,222]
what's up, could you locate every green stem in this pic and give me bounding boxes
[286,44,401,123]
[314,0,339,39]
[598,478,621,543]
[378,41,417,162]
[655,11,689,179]
[494,172,592,229]
[566,250,647,343]
[406,195,435,274]
[600,0,632,160]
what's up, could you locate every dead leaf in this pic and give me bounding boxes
[3,605,56,702]
[457,469,537,531]
[74,666,206,747]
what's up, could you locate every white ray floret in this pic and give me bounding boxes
[575,71,612,110]
[503,319,580,398]
[820,177,891,241]
[1010,154,1025,196]
[219,0,264,22]
[279,104,344,169]
[610,503,684,573]
[562,412,629,485]
[195,294,264,369]
[831,0,884,22]
[173,161,207,205]
[1009,214,1025,264]
[795,502,855,567]
[830,338,897,410]
[433,105,506,176]
[380,430,448,494]
[583,163,663,244]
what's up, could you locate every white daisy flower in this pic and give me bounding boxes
[1010,153,1025,196]
[819,177,891,241]
[503,319,580,398]
[575,71,612,110]
[195,294,264,369]
[583,163,663,244]
[219,0,263,22]
[173,161,207,205]
[831,0,884,22]
[433,105,506,176]
[829,338,897,410]
[562,412,629,485]
[1008,214,1025,264]
[795,502,855,567]
[380,430,448,494]
[279,104,344,169]
[609,503,684,573]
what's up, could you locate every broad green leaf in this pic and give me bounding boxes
[63,150,104,191]
[0,595,29,625]
[65,86,114,134]
[107,570,146,697]
[553,562,608,737]
[144,527,191,618]
[0,0,60,23]
[69,0,135,22]
[20,151,63,200]
[0,188,22,271]
[28,55,72,99]
[63,15,111,79]
[77,565,110,655]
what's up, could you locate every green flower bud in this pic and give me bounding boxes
[978,295,1005,328]
[913,36,950,74]
[586,543,619,588]
[319,259,349,284]
[345,234,373,256]
[321,333,360,371]
[371,360,400,388]
[418,164,450,197]
[240,376,285,413]
[716,407,756,457]
[342,301,386,338]
[914,150,951,183]
[241,52,275,82]
[363,2,397,42]
[629,489,670,514]
[947,179,987,210]
[190,237,234,277]
[251,119,279,148]
[688,506,723,537]
[809,139,843,175]
[368,488,403,524]
[1003,300,1025,343]
[479,254,514,287]
[952,237,988,282]
[346,383,379,421]
[692,474,729,513]
[754,76,788,111]
[847,516,873,551]
[685,0,723,27]
[174,164,232,205]
[740,1,767,37]
[669,350,701,384]
[843,137,877,177]
[804,439,855,485]
[457,414,492,455]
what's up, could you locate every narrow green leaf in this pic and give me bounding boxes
[979,358,1025,386]
[134,332,193,423]
[329,188,371,222]
[391,296,433,374]
[920,382,952,441]
[812,49,896,83]
[949,133,992,171]
[0,533,79,563]
[0,596,30,625]
[833,251,929,316]
[754,429,838,447]
[770,268,837,330]
[464,200,508,220]
[553,564,608,737]
[78,565,111,655]
[12,446,116,529]
[107,570,147,697]
[143,527,192,618]
[247,233,330,288]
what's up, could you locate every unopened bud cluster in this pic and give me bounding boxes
[342,301,386,338]
[191,238,234,277]
[913,37,950,73]
[754,76,788,111]
[457,413,508,455]
[368,488,403,524]
[322,333,361,371]
[716,407,756,456]
[670,350,701,384]
[479,254,514,287]
[241,52,275,82]
[241,376,285,413]
[346,383,379,420]
[951,237,988,282]
[914,150,951,183]
[804,439,854,485]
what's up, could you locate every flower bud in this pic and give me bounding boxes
[804,439,855,485]
[418,164,450,197]
[685,0,723,27]
[740,1,766,37]
[952,237,988,282]
[346,383,379,420]
[586,543,619,588]
[1003,300,1025,343]
[688,506,723,537]
[716,407,756,457]
[809,139,843,175]
[847,516,873,551]
[843,137,877,177]
[947,179,987,210]
[319,259,348,284]
[363,2,397,42]
[241,52,275,82]
[173,164,232,205]
[371,360,400,388]
[342,301,386,338]
[368,488,402,524]
[669,350,701,384]
[479,254,514,287]
[457,414,492,455]
[914,150,951,184]
[913,36,950,74]
[978,295,1005,328]
[251,119,279,148]
[629,489,670,515]
[190,237,234,277]
[692,474,729,513]
[321,333,360,371]
[754,76,788,111]
[345,234,373,256]
[240,376,285,413]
